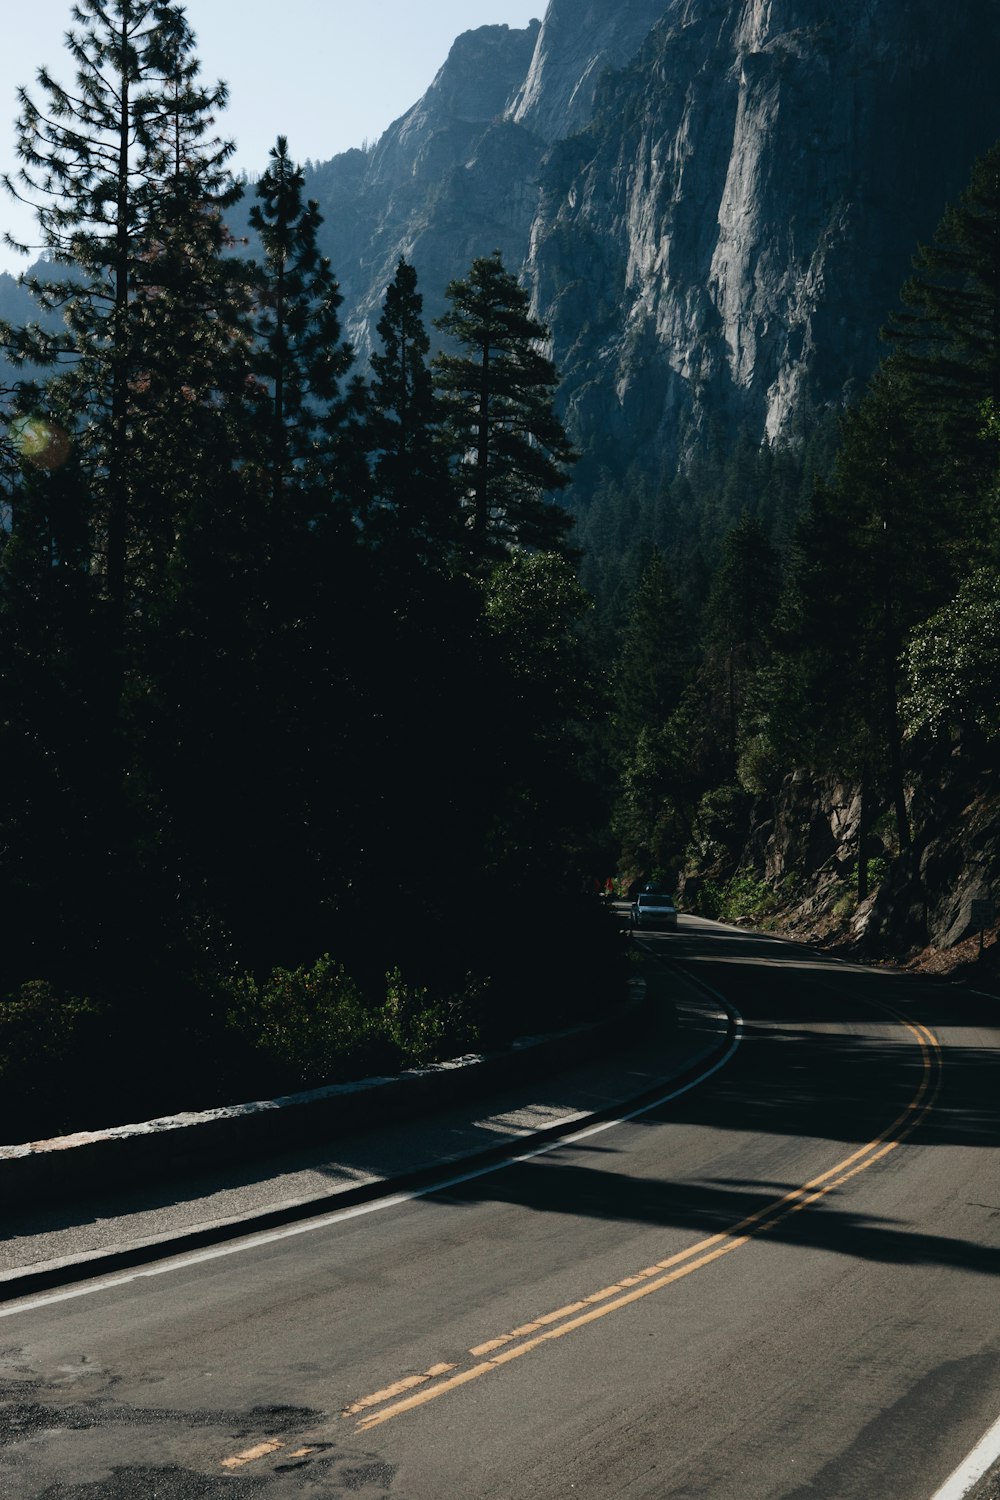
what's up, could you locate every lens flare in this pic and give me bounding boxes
[10,415,71,471]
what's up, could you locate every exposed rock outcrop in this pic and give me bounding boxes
[306,22,544,360]
[508,0,667,142]
[896,744,1000,953]
[731,742,1000,960]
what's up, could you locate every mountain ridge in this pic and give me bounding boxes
[302,0,1000,492]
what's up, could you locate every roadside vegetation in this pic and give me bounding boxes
[599,141,1000,939]
[0,3,623,1145]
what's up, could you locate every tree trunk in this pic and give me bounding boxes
[857,776,870,902]
[106,13,131,658]
[883,645,911,854]
[472,343,490,554]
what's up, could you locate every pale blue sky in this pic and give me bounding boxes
[0,0,543,274]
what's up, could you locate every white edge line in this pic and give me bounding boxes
[1,990,743,1320]
[928,1409,1000,1500]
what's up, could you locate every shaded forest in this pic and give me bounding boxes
[0,4,616,1141]
[594,140,1000,927]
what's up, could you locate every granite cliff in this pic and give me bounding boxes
[306,0,1000,488]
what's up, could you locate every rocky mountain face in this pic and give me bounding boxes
[508,0,667,143]
[307,0,1000,488]
[305,21,545,365]
[729,745,1000,962]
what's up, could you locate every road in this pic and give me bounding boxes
[1,916,998,1499]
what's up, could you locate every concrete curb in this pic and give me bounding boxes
[0,982,652,1215]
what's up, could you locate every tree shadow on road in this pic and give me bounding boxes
[420,1135,1000,1279]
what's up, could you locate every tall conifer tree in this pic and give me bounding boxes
[613,547,688,755]
[0,1,234,642]
[248,135,360,536]
[370,257,457,564]
[434,250,575,563]
[704,513,780,772]
[127,41,254,596]
[884,140,1000,535]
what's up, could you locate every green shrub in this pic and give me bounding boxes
[721,871,782,921]
[838,856,891,901]
[698,880,725,919]
[736,733,784,797]
[687,785,753,870]
[697,871,783,923]
[224,955,487,1090]
[380,968,483,1068]
[0,981,100,1139]
[832,890,856,922]
[224,955,394,1089]
[0,981,96,1079]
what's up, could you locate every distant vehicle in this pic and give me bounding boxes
[630,886,678,930]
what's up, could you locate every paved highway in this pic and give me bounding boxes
[1,917,998,1498]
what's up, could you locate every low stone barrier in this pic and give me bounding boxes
[0,983,649,1210]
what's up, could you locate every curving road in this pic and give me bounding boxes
[1,916,998,1499]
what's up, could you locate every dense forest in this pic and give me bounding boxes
[595,139,1000,928]
[0,3,617,1141]
[2,2,998,1142]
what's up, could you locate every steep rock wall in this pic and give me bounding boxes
[304,1,1000,484]
[733,745,1000,959]
[308,22,544,359]
[508,0,667,142]
[528,0,1000,478]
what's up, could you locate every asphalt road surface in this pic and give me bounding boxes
[1,917,998,1499]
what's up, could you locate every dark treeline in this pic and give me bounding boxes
[598,138,1000,915]
[0,3,617,1139]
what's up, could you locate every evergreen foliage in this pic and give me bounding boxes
[702,514,780,775]
[884,140,1000,537]
[369,257,458,564]
[903,566,1000,743]
[248,135,359,525]
[595,141,1000,903]
[7,7,999,1136]
[0,1,236,639]
[612,548,688,756]
[0,10,618,1141]
[609,549,696,877]
[434,250,576,563]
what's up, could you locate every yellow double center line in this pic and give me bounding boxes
[347,1004,942,1433]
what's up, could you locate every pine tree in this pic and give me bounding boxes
[0,2,256,983]
[612,547,689,756]
[483,550,600,889]
[0,1,235,643]
[703,513,780,773]
[765,369,943,874]
[608,548,691,877]
[434,250,575,563]
[884,140,1000,544]
[127,42,255,597]
[248,135,358,533]
[369,257,457,565]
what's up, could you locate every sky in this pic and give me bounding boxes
[0,0,543,276]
